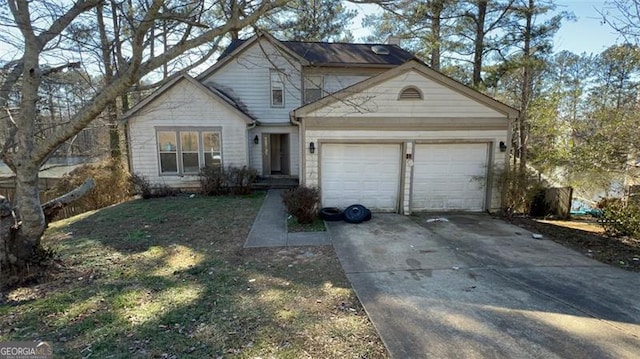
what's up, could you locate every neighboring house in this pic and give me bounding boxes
[123,32,519,213]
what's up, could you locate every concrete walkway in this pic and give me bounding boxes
[244,189,331,248]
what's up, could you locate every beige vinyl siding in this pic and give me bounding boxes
[302,67,382,99]
[202,39,302,124]
[303,129,507,212]
[322,74,374,94]
[128,80,248,188]
[303,71,506,118]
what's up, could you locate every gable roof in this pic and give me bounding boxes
[291,59,520,119]
[198,31,416,80]
[120,74,255,123]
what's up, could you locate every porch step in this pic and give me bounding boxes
[253,177,299,190]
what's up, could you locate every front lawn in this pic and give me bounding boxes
[0,194,386,358]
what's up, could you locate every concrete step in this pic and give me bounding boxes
[253,177,299,190]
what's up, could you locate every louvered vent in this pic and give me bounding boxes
[398,87,423,100]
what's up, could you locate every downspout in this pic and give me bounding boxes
[289,111,303,185]
[247,120,257,169]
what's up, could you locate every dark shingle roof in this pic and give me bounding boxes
[203,82,256,121]
[281,41,415,66]
[216,35,415,66]
[217,39,247,60]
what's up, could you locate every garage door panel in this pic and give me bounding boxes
[412,143,488,212]
[321,144,400,212]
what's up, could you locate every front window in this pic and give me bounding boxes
[158,131,178,173]
[180,131,200,173]
[270,70,284,107]
[156,128,222,175]
[203,131,222,167]
[304,75,323,104]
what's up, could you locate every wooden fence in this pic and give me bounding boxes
[0,177,86,220]
[544,187,573,219]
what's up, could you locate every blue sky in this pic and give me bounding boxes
[346,0,621,55]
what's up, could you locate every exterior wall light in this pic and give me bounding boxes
[309,142,316,154]
[499,141,507,152]
[254,135,259,145]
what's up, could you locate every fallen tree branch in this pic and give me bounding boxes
[42,178,95,224]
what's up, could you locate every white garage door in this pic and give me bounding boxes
[412,143,489,211]
[321,143,401,211]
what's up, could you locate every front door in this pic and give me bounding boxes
[262,133,290,176]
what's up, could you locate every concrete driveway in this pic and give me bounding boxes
[328,214,640,359]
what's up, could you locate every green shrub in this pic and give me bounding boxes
[599,199,640,238]
[199,165,257,196]
[46,159,131,215]
[282,186,319,224]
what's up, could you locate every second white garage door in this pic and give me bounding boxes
[321,143,401,211]
[412,143,489,211]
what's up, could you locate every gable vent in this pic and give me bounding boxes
[371,45,390,55]
[398,87,423,100]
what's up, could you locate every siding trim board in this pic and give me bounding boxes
[304,117,508,131]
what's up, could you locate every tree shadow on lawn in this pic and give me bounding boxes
[1,195,386,358]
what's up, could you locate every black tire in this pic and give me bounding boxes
[363,208,372,222]
[344,204,369,224]
[320,207,344,221]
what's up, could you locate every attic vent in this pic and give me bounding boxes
[371,45,390,55]
[398,86,423,100]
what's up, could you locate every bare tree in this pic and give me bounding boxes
[0,0,286,284]
[600,0,640,45]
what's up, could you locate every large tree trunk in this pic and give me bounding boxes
[519,0,534,177]
[1,178,95,287]
[1,0,285,285]
[12,0,47,258]
[473,0,488,88]
[430,0,444,71]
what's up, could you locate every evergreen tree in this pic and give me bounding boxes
[262,0,356,42]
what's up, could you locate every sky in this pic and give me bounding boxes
[346,0,622,55]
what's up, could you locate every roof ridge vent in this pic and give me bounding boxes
[371,45,390,55]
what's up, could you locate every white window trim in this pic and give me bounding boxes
[270,69,285,108]
[155,127,222,176]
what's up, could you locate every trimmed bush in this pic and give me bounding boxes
[599,199,640,238]
[199,165,257,196]
[283,186,320,224]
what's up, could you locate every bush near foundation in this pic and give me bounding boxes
[199,165,257,196]
[283,186,320,224]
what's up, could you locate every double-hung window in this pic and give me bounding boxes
[157,128,221,175]
[304,75,323,104]
[270,70,285,107]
